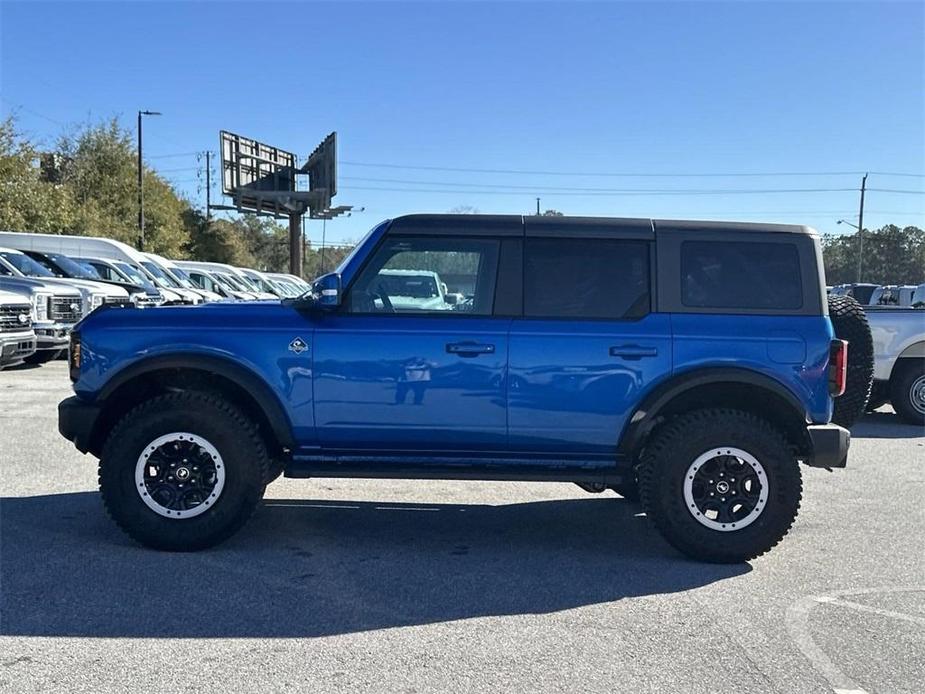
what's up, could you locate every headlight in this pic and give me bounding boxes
[90,293,105,310]
[32,292,51,322]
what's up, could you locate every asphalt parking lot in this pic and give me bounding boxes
[1,362,923,694]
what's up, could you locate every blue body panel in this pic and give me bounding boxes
[507,313,672,455]
[312,315,509,452]
[669,314,834,424]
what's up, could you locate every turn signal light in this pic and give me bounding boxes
[829,339,848,397]
[69,331,81,383]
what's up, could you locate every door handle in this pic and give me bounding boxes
[446,342,495,357]
[609,345,658,360]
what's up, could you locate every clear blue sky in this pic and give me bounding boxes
[2,1,923,245]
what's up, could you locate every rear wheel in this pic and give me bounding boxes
[890,360,925,425]
[99,391,268,551]
[639,409,801,563]
[827,295,874,428]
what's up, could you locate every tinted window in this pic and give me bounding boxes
[347,236,500,315]
[524,238,649,319]
[681,241,802,310]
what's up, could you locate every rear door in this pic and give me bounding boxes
[507,218,671,456]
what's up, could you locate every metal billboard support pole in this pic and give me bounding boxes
[289,212,303,277]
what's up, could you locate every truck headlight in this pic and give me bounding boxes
[90,293,105,310]
[32,292,51,322]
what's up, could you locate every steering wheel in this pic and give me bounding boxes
[373,281,394,313]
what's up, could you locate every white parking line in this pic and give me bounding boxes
[786,586,925,694]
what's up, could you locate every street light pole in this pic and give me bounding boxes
[137,110,162,251]
[856,173,868,283]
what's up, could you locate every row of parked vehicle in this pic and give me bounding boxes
[0,231,310,369]
[829,282,925,307]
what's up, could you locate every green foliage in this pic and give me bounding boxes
[822,225,925,285]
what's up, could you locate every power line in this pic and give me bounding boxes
[146,151,200,160]
[341,185,865,197]
[341,161,925,179]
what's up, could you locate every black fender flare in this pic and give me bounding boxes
[98,353,295,449]
[617,367,809,457]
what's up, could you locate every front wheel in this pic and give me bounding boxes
[639,409,802,563]
[99,391,268,551]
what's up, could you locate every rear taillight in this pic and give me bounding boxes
[829,339,848,397]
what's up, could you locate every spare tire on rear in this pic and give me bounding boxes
[827,294,874,429]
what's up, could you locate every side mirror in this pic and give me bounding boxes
[312,272,342,308]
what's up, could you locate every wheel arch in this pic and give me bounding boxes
[89,354,294,458]
[618,368,812,459]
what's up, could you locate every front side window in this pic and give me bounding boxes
[681,240,802,310]
[347,236,500,315]
[524,238,650,319]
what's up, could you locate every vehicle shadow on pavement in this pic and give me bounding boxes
[0,491,749,639]
[853,412,924,439]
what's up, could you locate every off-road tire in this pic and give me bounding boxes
[890,359,925,425]
[827,295,874,429]
[99,391,268,551]
[639,409,802,563]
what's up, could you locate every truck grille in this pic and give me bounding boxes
[0,304,32,333]
[49,296,82,323]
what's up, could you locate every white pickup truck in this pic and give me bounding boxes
[866,306,925,424]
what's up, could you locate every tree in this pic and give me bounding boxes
[0,117,78,232]
[822,225,925,285]
[541,209,564,216]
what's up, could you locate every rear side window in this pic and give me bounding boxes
[524,238,650,319]
[681,240,802,310]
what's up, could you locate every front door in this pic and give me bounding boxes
[313,233,510,453]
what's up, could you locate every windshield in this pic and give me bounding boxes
[218,272,250,292]
[46,253,102,279]
[114,262,155,288]
[205,272,237,293]
[380,273,440,298]
[170,266,196,286]
[0,251,54,277]
[160,265,196,290]
[141,261,181,289]
[235,273,261,292]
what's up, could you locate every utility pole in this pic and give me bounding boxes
[856,172,868,283]
[205,151,212,221]
[536,197,540,215]
[136,110,161,251]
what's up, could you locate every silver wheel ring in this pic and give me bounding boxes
[135,432,226,519]
[910,374,925,415]
[683,447,768,532]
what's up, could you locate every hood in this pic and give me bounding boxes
[44,277,130,297]
[0,275,82,297]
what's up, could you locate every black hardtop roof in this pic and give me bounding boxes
[387,213,815,236]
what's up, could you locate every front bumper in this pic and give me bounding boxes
[58,395,102,454]
[806,423,850,468]
[0,333,37,368]
[33,322,73,352]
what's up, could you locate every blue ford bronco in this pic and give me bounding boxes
[59,215,853,562]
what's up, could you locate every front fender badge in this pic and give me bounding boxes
[289,337,309,354]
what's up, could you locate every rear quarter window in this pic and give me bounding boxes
[680,240,803,310]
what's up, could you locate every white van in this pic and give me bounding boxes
[176,261,278,300]
[0,232,199,305]
[142,253,222,302]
